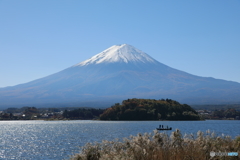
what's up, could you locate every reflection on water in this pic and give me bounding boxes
[0,120,239,160]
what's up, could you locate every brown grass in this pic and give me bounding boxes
[71,129,240,160]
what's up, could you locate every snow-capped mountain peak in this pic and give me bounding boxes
[75,44,158,66]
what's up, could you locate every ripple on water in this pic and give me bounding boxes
[0,120,239,160]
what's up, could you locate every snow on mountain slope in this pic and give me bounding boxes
[75,44,158,66]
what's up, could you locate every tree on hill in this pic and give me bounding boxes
[212,108,240,119]
[62,108,105,120]
[100,98,200,120]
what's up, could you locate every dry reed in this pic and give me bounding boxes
[71,129,240,160]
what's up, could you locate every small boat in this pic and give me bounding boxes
[156,127,172,130]
[156,125,172,130]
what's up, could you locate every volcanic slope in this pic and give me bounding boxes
[1,44,240,108]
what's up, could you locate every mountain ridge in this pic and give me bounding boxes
[0,44,240,109]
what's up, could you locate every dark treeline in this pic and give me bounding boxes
[3,107,89,114]
[192,104,240,111]
[62,108,105,120]
[100,98,200,120]
[4,107,38,114]
[1,107,41,120]
[212,108,240,119]
[0,106,105,120]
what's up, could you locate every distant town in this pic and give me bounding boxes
[0,107,104,120]
[195,109,240,120]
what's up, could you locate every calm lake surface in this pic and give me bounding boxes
[0,120,239,160]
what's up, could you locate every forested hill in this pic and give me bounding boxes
[100,98,200,120]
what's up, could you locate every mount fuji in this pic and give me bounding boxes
[1,44,240,108]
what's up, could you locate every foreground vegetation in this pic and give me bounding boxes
[71,129,240,160]
[100,98,200,120]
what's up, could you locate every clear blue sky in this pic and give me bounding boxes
[0,0,240,88]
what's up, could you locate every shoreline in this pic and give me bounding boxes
[0,119,239,122]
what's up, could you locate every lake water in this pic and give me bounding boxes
[0,120,239,160]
